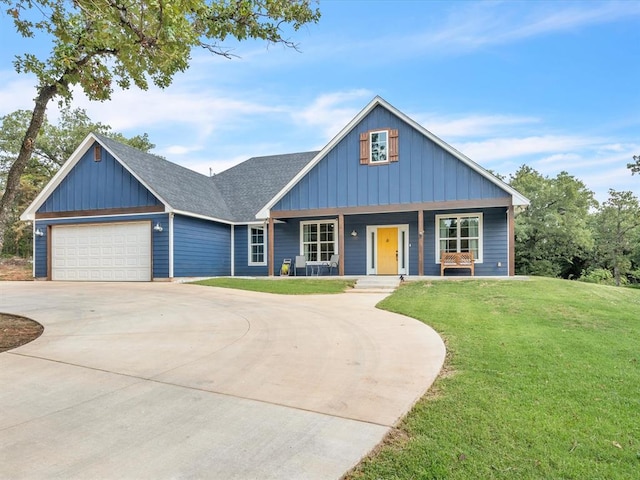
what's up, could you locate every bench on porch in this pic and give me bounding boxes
[440,251,475,276]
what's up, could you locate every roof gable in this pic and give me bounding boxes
[36,141,161,214]
[257,96,529,218]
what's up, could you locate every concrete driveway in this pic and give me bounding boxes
[0,282,445,480]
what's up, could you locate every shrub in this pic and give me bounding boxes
[579,268,616,285]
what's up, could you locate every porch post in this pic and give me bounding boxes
[268,216,275,276]
[508,205,515,276]
[418,210,424,276]
[338,213,345,276]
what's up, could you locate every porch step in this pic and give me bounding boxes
[351,276,402,293]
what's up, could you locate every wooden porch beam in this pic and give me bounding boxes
[508,205,515,276]
[338,213,345,275]
[418,209,424,276]
[268,216,275,276]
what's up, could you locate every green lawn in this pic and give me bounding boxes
[347,278,640,479]
[192,277,355,294]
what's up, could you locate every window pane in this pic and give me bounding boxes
[440,218,457,238]
[467,218,479,237]
[303,224,317,242]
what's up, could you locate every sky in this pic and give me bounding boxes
[0,0,639,203]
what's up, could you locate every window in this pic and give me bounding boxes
[370,130,388,163]
[248,226,266,265]
[436,213,483,263]
[359,129,399,164]
[301,220,337,261]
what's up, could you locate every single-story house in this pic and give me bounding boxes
[21,96,529,281]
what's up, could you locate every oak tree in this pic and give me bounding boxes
[0,0,320,251]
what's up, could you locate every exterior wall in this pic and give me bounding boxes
[423,207,509,276]
[233,225,268,277]
[38,142,161,213]
[265,207,508,277]
[274,105,509,212]
[33,213,170,279]
[343,212,419,275]
[173,214,231,277]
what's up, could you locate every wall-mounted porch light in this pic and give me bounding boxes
[35,228,44,237]
[350,229,358,237]
[153,222,163,232]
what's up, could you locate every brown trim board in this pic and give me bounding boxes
[36,205,165,219]
[271,197,512,219]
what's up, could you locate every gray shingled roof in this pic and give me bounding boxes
[96,133,315,223]
[212,152,318,222]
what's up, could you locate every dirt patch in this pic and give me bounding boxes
[0,313,43,352]
[0,257,33,281]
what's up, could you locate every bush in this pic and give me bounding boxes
[579,268,615,285]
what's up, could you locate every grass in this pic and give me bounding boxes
[191,277,355,295]
[346,277,640,479]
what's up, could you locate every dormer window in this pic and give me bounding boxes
[360,128,398,165]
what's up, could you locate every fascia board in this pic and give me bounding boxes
[171,209,235,225]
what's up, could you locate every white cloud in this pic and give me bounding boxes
[404,0,640,55]
[292,89,373,139]
[0,73,38,115]
[456,135,599,162]
[416,113,539,138]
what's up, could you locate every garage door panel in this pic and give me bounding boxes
[52,223,151,282]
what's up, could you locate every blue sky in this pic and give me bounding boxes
[1,0,639,202]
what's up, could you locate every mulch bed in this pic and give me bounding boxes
[0,313,43,353]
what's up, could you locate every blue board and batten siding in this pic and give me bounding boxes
[274,105,510,212]
[38,143,161,213]
[422,208,509,276]
[33,214,170,278]
[173,215,231,277]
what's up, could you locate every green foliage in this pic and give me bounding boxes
[0,0,320,253]
[510,166,597,278]
[628,154,640,175]
[579,267,615,285]
[592,190,640,287]
[349,278,640,479]
[3,0,320,103]
[192,278,355,294]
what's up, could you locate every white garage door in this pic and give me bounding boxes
[52,222,151,281]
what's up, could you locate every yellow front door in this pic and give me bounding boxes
[377,227,398,275]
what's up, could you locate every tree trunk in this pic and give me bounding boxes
[0,84,58,253]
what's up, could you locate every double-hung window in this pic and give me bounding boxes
[301,220,337,261]
[436,213,482,262]
[248,226,266,265]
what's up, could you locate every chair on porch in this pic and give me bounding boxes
[294,255,307,276]
[328,254,339,275]
[280,258,292,276]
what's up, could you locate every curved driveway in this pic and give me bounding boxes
[0,282,445,480]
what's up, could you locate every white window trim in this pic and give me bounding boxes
[248,226,267,266]
[299,219,338,260]
[370,130,389,164]
[435,213,483,263]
